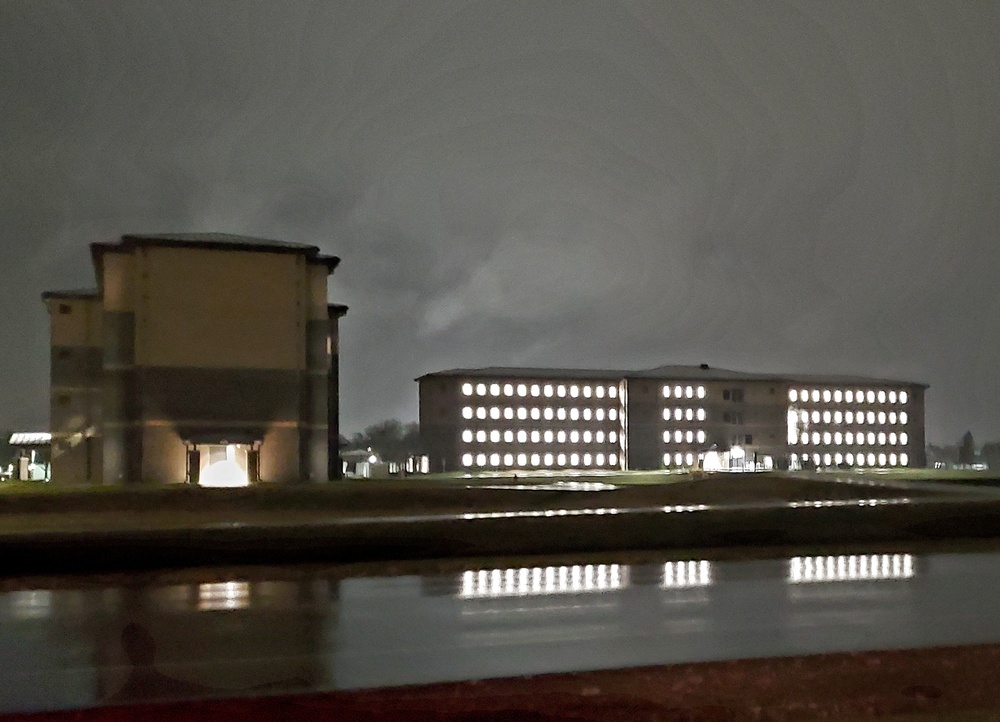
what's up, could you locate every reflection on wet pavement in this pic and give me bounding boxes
[5,546,1000,714]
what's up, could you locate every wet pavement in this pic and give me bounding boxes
[4,543,1000,714]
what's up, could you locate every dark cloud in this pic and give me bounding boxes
[1,0,998,443]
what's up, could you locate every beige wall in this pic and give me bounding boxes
[141,426,187,483]
[48,297,102,348]
[134,247,306,370]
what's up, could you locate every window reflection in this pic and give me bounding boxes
[459,564,629,598]
[788,554,914,584]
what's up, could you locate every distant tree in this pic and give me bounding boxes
[959,431,976,466]
[980,442,1000,472]
[0,431,12,471]
[926,444,960,468]
[351,420,422,464]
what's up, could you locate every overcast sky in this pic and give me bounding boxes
[1,1,998,444]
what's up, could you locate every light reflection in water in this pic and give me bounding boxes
[662,561,712,588]
[197,581,250,611]
[9,590,53,620]
[459,564,629,598]
[788,554,914,584]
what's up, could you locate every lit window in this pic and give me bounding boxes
[543,453,554,466]
[800,410,809,423]
[544,385,554,397]
[503,408,514,420]
[845,390,854,403]
[685,408,694,421]
[517,453,527,466]
[674,453,683,466]
[811,390,820,403]
[846,453,854,465]
[511,384,524,397]
[462,430,474,443]
[557,408,567,420]
[476,430,487,443]
[878,411,886,424]
[531,384,541,397]
[663,409,672,421]
[697,408,706,421]
[900,432,908,445]
[504,430,514,443]
[900,412,908,424]
[834,432,843,444]
[531,453,540,465]
[791,453,799,465]
[597,453,606,466]
[583,408,592,421]
[557,385,566,397]
[663,453,671,466]
[609,431,618,444]
[517,407,528,420]
[877,432,886,445]
[813,453,821,466]
[570,453,580,466]
[799,388,808,401]
[674,430,683,443]
[866,432,876,445]
[834,411,843,424]
[674,385,683,397]
[845,432,854,444]
[503,383,514,396]
[685,452,694,466]
[477,453,487,466]
[583,430,592,443]
[583,386,592,398]
[609,408,618,421]
[823,389,831,403]
[697,430,706,443]
[866,390,875,404]
[570,408,580,421]
[489,407,500,420]
[462,407,474,419]
[856,434,864,447]
[503,453,514,466]
[685,430,694,443]
[531,408,541,420]
[544,407,554,420]
[462,453,473,466]
[517,430,527,443]
[476,383,487,396]
[889,432,897,445]
[834,452,843,465]
[834,390,843,403]
[877,390,886,403]
[823,410,832,423]
[823,453,832,466]
[609,453,618,467]
[583,453,592,466]
[596,409,605,421]
[544,430,554,443]
[490,384,500,396]
[856,389,864,403]
[684,385,694,398]
[864,411,873,424]
[570,430,580,443]
[888,390,897,403]
[801,432,808,445]
[811,411,821,424]
[877,453,886,466]
[462,383,474,396]
[596,431,606,443]
[596,386,605,399]
[845,411,854,424]
[901,453,908,466]
[609,386,618,399]
[900,391,908,404]
[889,411,897,424]
[664,385,672,398]
[789,389,798,402]
[697,386,706,398]
[889,453,897,466]
[490,453,500,466]
[557,453,567,466]
[490,430,501,443]
[531,430,541,443]
[570,385,579,398]
[867,453,876,466]
[812,432,821,445]
[557,430,567,443]
[675,407,683,420]
[823,431,832,444]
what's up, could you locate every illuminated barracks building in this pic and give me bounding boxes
[418,366,926,473]
[43,234,347,485]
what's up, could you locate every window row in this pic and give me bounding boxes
[792,451,909,467]
[789,409,909,426]
[662,407,707,422]
[663,452,698,467]
[461,452,619,469]
[663,429,707,445]
[788,388,909,405]
[661,384,707,399]
[790,431,909,447]
[461,406,619,422]
[462,382,618,399]
[461,428,620,445]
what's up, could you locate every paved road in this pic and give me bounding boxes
[4,543,1000,714]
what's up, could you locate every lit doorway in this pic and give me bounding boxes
[186,442,260,486]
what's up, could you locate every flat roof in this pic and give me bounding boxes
[419,365,927,388]
[8,432,51,446]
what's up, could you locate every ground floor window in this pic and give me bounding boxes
[186,443,259,487]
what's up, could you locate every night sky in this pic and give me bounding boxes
[1,1,998,445]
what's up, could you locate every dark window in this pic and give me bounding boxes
[733,389,744,402]
[57,394,70,406]
[58,303,71,314]
[723,389,731,400]
[723,412,731,423]
[745,434,753,444]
